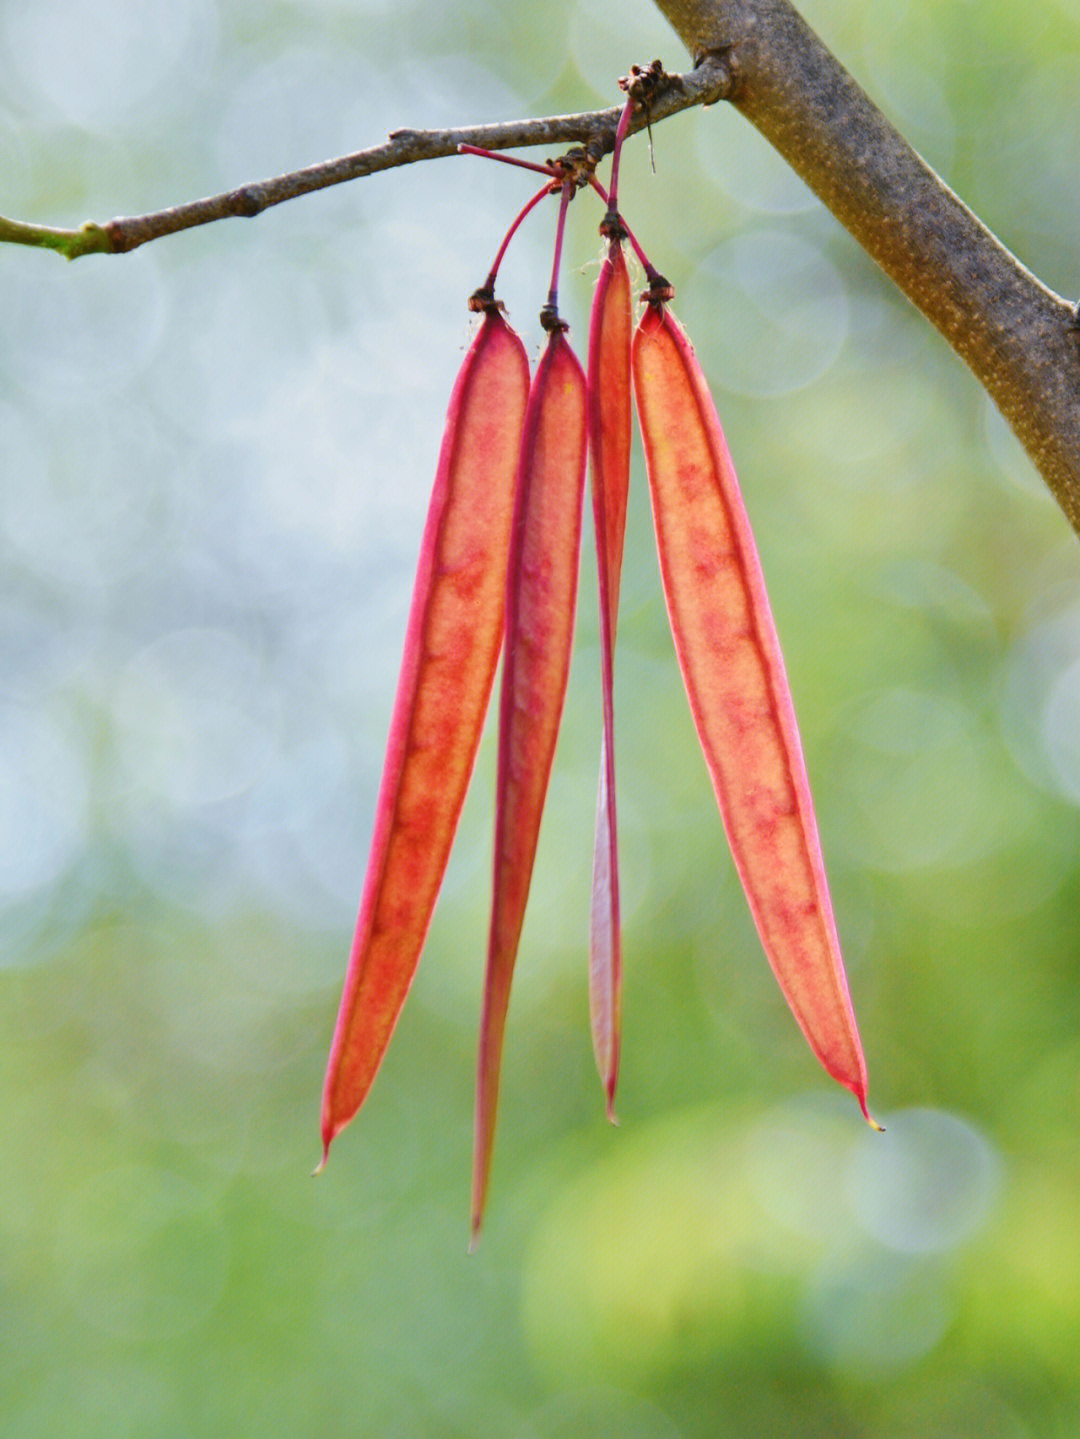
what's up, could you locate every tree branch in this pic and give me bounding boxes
[653,0,1080,536]
[0,58,731,261]
[6,5,1080,535]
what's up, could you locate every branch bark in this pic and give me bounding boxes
[653,0,1080,535]
[4,2,1079,534]
[0,60,729,259]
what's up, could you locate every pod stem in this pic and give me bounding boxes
[477,180,559,299]
[586,175,669,294]
[605,97,635,219]
[540,180,574,330]
[458,144,558,180]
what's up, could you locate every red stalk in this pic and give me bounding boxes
[458,144,558,180]
[585,175,663,287]
[632,297,876,1125]
[481,181,558,296]
[586,238,632,1116]
[320,306,530,1164]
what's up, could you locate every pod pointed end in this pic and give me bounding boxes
[855,1089,884,1132]
[605,1073,620,1127]
[314,1110,339,1175]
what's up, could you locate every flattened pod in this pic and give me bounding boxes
[321,307,530,1162]
[586,238,632,1116]
[472,325,589,1237]
[632,299,874,1122]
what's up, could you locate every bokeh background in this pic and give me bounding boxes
[4,1,1080,1434]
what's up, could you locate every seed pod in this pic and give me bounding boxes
[320,307,530,1164]
[632,299,874,1123]
[586,238,632,1116]
[472,324,589,1238]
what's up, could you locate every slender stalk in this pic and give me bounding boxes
[545,182,574,314]
[605,99,635,218]
[458,145,557,179]
[481,182,558,295]
[586,176,669,290]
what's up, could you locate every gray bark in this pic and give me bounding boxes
[653,0,1080,537]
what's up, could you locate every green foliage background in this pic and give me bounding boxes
[4,1,1080,1434]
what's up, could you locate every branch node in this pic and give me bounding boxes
[618,59,670,109]
[77,220,115,257]
[546,146,595,191]
[694,47,738,104]
[101,219,129,253]
[236,186,264,218]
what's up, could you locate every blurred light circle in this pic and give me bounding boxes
[2,0,218,125]
[859,0,957,176]
[1041,656,1080,802]
[839,726,977,867]
[569,2,669,101]
[518,1387,684,1439]
[523,1108,752,1387]
[798,1253,954,1373]
[696,108,818,215]
[970,52,1080,277]
[695,230,849,397]
[122,801,247,918]
[998,604,1080,799]
[741,1099,863,1249]
[983,394,1056,502]
[832,686,1022,872]
[55,1163,228,1341]
[238,729,372,934]
[845,1107,1001,1254]
[0,706,89,902]
[215,45,383,177]
[846,685,970,758]
[114,628,278,807]
[2,249,168,398]
[1,402,165,591]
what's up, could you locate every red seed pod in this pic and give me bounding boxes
[586,237,632,1117]
[320,307,530,1164]
[632,298,875,1124]
[472,324,589,1239]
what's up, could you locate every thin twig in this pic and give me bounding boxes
[0,57,731,262]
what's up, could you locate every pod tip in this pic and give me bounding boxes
[856,1090,884,1132]
[313,1125,334,1176]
